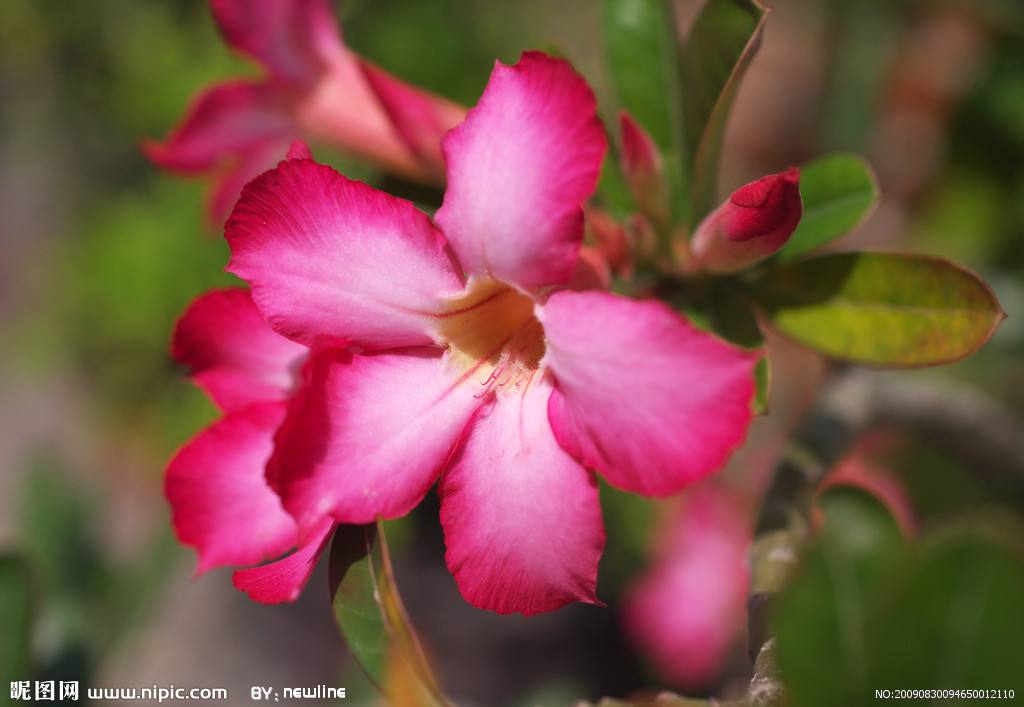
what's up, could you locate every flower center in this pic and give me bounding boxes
[435,279,545,391]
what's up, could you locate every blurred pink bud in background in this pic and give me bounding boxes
[624,484,751,689]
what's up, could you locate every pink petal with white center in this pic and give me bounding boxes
[439,377,605,615]
[226,158,464,350]
[267,348,483,532]
[165,402,297,575]
[540,290,758,497]
[435,51,606,290]
[210,0,342,83]
[172,288,306,412]
[143,80,296,173]
[232,517,335,604]
[624,485,750,688]
[359,60,466,176]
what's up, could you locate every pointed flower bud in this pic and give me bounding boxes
[691,167,802,273]
[619,111,668,225]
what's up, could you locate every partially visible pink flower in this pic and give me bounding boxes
[144,0,465,224]
[691,168,802,273]
[624,484,751,689]
[165,286,335,603]
[222,52,758,615]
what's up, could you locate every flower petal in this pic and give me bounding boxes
[165,402,297,575]
[435,51,606,289]
[359,59,466,177]
[172,288,306,412]
[226,157,464,349]
[143,80,296,173]
[439,377,605,615]
[268,348,483,532]
[206,137,293,226]
[540,290,757,497]
[232,517,335,604]
[210,0,342,83]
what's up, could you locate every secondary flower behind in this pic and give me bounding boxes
[145,0,464,223]
[166,287,338,602]
[169,51,758,615]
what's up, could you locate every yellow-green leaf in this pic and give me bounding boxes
[328,522,450,707]
[750,252,1004,367]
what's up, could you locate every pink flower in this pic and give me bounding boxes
[624,485,751,689]
[223,52,758,615]
[144,0,465,224]
[165,286,336,603]
[690,168,803,273]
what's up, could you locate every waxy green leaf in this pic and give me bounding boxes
[328,522,450,707]
[602,0,687,222]
[780,153,879,262]
[774,487,910,707]
[776,494,1024,707]
[750,252,1005,367]
[753,357,770,415]
[680,0,767,221]
[871,532,1024,695]
[602,0,682,154]
[0,555,33,686]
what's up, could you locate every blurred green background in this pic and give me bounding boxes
[1,0,1023,705]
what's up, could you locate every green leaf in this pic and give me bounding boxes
[602,0,687,221]
[602,0,682,153]
[708,281,764,350]
[596,149,636,217]
[873,532,1024,694]
[779,153,879,262]
[776,505,1024,707]
[680,0,767,221]
[328,522,450,707]
[0,555,33,686]
[749,252,1005,366]
[774,487,907,707]
[753,357,770,415]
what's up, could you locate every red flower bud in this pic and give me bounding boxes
[619,111,668,225]
[691,167,802,273]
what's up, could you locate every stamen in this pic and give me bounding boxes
[437,278,545,393]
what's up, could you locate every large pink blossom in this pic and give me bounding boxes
[165,286,335,603]
[218,51,757,615]
[144,0,464,223]
[624,484,751,689]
